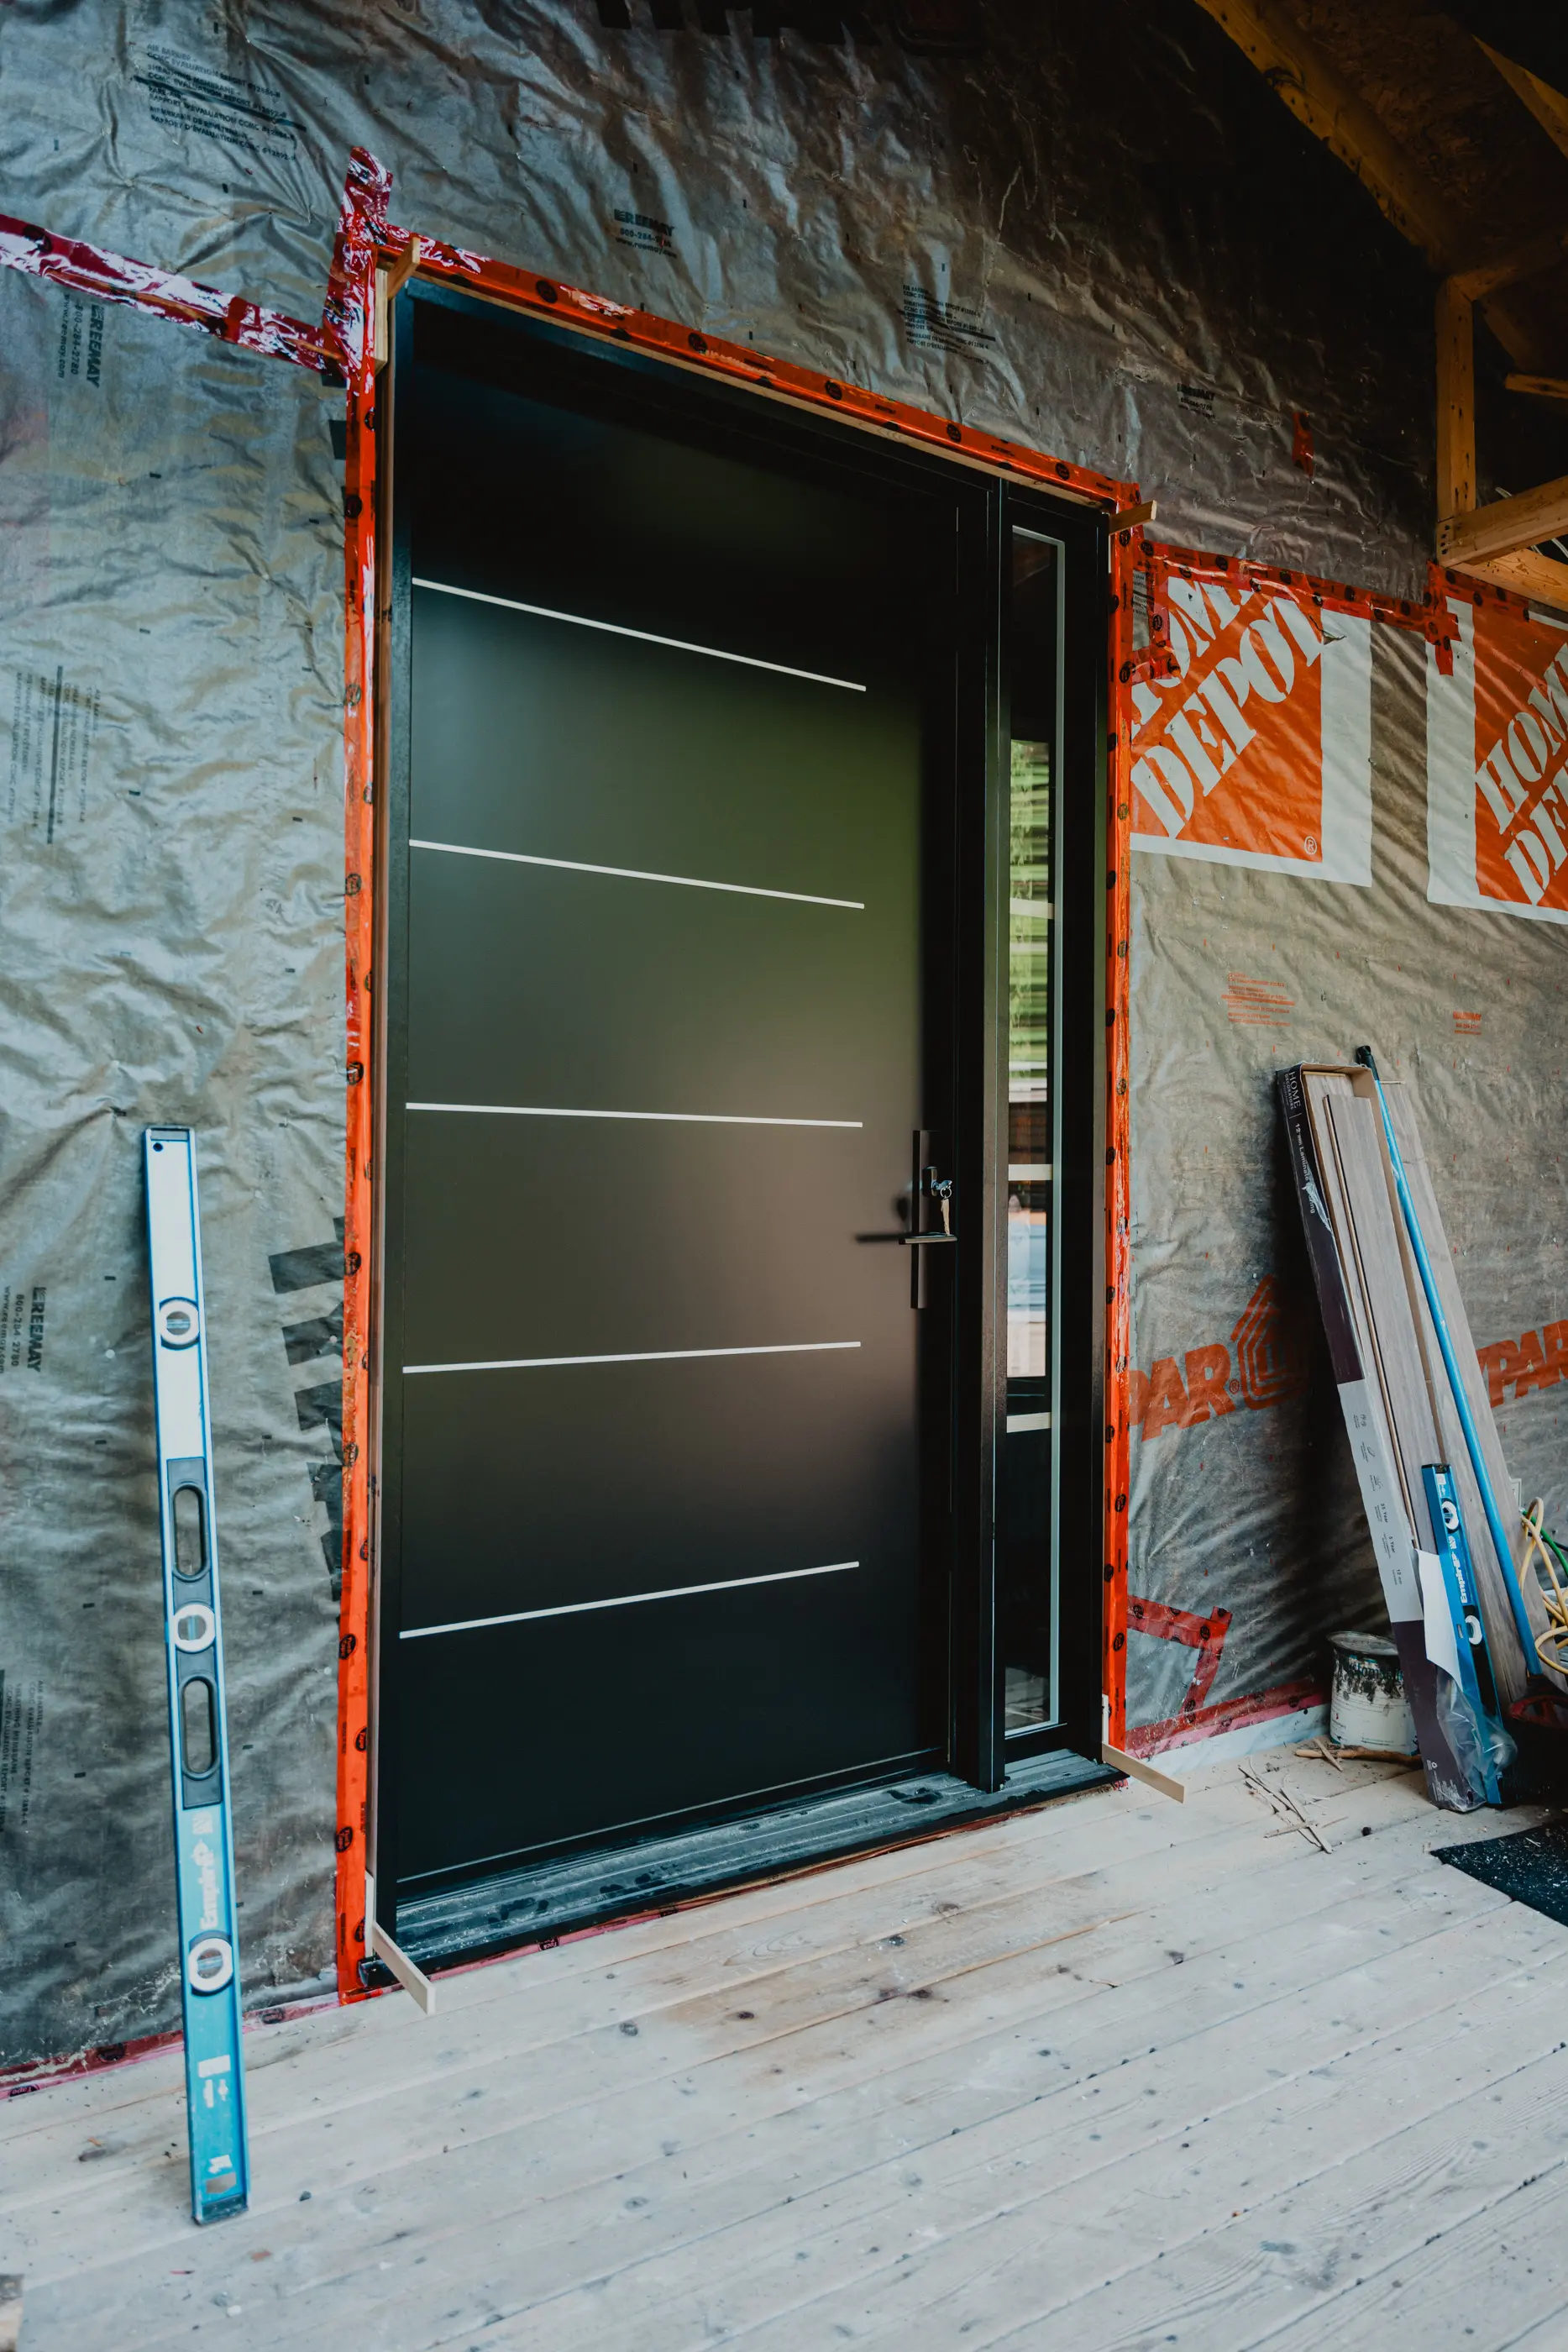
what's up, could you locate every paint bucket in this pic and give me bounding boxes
[1328,1630,1417,1755]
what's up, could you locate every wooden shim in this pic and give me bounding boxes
[1101,1743,1183,1801]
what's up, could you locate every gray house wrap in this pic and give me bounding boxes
[2,0,1566,2065]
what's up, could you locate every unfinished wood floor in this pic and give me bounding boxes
[6,1752,1568,2351]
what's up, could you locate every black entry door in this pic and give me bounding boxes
[376,293,967,1894]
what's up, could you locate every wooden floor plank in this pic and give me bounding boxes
[5,1764,1459,2268]
[486,1900,1568,2350]
[24,1824,1538,2344]
[7,1760,1563,2352]
[0,1782,1280,2226]
[652,1966,1567,2352]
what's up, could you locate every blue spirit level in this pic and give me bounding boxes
[1422,1462,1508,1804]
[144,1128,249,2225]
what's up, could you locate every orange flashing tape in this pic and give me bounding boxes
[1104,530,1136,1751]
[0,211,330,370]
[1147,540,1456,647]
[329,148,391,2004]
[375,230,1137,512]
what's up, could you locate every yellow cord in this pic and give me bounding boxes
[1519,1499,1568,1674]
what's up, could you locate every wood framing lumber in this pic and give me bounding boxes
[1111,500,1156,533]
[1480,41,1568,168]
[1450,224,1568,303]
[1446,546,1568,613]
[1437,472,1568,564]
[1187,2,1545,367]
[1507,372,1568,402]
[1436,281,1476,521]
[1187,0,1457,262]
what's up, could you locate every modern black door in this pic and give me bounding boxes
[375,292,973,1894]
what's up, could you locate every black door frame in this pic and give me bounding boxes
[368,278,1108,1924]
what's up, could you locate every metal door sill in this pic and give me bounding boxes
[390,1748,1122,1977]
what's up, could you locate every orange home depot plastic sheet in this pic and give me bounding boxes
[1428,572,1568,923]
[1130,548,1383,882]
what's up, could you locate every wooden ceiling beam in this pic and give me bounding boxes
[1188,0,1550,370]
[1446,547,1568,615]
[1480,42,1568,168]
[1188,0,1458,262]
[1508,372,1568,401]
[1450,224,1568,303]
[1437,472,1568,565]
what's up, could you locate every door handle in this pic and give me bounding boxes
[902,1172,953,1242]
[906,1137,954,1309]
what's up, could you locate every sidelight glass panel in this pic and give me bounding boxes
[1001,529,1060,1735]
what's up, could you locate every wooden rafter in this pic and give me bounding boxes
[1438,473,1568,564]
[1480,42,1568,167]
[1508,372,1568,401]
[1448,547,1568,607]
[1187,0,1548,369]
[1188,0,1456,260]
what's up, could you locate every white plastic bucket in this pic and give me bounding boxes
[1329,1630,1417,1754]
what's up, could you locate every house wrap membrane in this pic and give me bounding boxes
[3,0,1567,2065]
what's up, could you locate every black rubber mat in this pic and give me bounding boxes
[1434,1816,1568,1928]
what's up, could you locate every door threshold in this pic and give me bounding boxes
[390,1748,1123,1976]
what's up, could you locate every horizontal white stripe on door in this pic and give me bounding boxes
[406,1102,863,1129]
[403,1339,862,1376]
[412,576,867,693]
[401,1559,862,1641]
[410,838,864,911]
[1005,1411,1051,1433]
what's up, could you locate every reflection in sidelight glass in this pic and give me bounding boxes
[1001,529,1059,1735]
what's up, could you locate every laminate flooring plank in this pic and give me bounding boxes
[1301,1073,1407,1495]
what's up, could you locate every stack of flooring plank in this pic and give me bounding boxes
[1278,1063,1565,1811]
